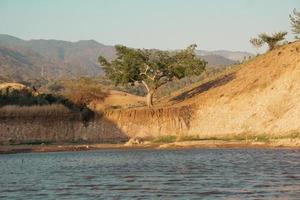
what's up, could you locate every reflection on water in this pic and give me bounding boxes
[0,148,299,199]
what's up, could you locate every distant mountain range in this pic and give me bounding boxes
[197,50,253,63]
[0,34,115,82]
[0,34,253,82]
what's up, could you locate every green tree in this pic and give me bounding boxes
[290,8,300,39]
[250,32,287,51]
[99,44,206,107]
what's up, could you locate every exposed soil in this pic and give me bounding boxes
[1,138,299,154]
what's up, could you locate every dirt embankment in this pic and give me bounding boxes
[104,105,194,138]
[0,113,128,145]
[185,41,300,137]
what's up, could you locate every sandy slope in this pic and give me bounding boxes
[171,41,300,137]
[103,41,300,140]
[92,90,146,111]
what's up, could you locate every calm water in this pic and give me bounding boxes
[0,148,299,199]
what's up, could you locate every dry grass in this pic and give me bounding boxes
[0,104,76,118]
[92,90,146,111]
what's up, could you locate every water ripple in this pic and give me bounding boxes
[0,148,299,199]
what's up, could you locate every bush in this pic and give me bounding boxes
[62,77,108,107]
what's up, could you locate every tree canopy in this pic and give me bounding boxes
[99,44,206,106]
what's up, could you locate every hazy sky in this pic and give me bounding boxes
[0,0,299,52]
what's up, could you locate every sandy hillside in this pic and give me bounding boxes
[103,41,300,139]
[165,41,300,137]
[92,90,146,111]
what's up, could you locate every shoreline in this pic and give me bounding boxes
[1,139,299,154]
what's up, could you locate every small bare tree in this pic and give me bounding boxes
[290,8,300,39]
[250,32,287,51]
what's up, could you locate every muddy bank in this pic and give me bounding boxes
[1,139,299,154]
[0,143,159,154]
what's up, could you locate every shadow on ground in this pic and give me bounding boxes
[171,73,236,102]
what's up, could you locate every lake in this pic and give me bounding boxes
[0,148,299,199]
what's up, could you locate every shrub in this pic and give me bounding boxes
[62,77,108,107]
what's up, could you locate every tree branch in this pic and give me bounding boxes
[155,77,172,89]
[140,64,155,80]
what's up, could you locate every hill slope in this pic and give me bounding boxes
[0,34,116,81]
[0,46,64,82]
[172,41,300,136]
[104,41,300,139]
[200,54,236,68]
[197,49,253,62]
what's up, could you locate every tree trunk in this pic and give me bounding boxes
[146,91,154,107]
[141,80,154,107]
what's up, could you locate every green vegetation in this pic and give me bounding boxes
[151,132,300,144]
[0,88,70,108]
[99,44,206,107]
[250,32,287,51]
[152,135,177,143]
[290,8,300,39]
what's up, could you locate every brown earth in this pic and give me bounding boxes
[91,90,146,111]
[1,139,299,154]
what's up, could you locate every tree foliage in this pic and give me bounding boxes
[250,32,287,51]
[290,8,300,39]
[98,44,206,106]
[250,38,264,49]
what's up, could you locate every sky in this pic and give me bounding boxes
[0,0,299,52]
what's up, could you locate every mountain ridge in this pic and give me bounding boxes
[0,34,253,81]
